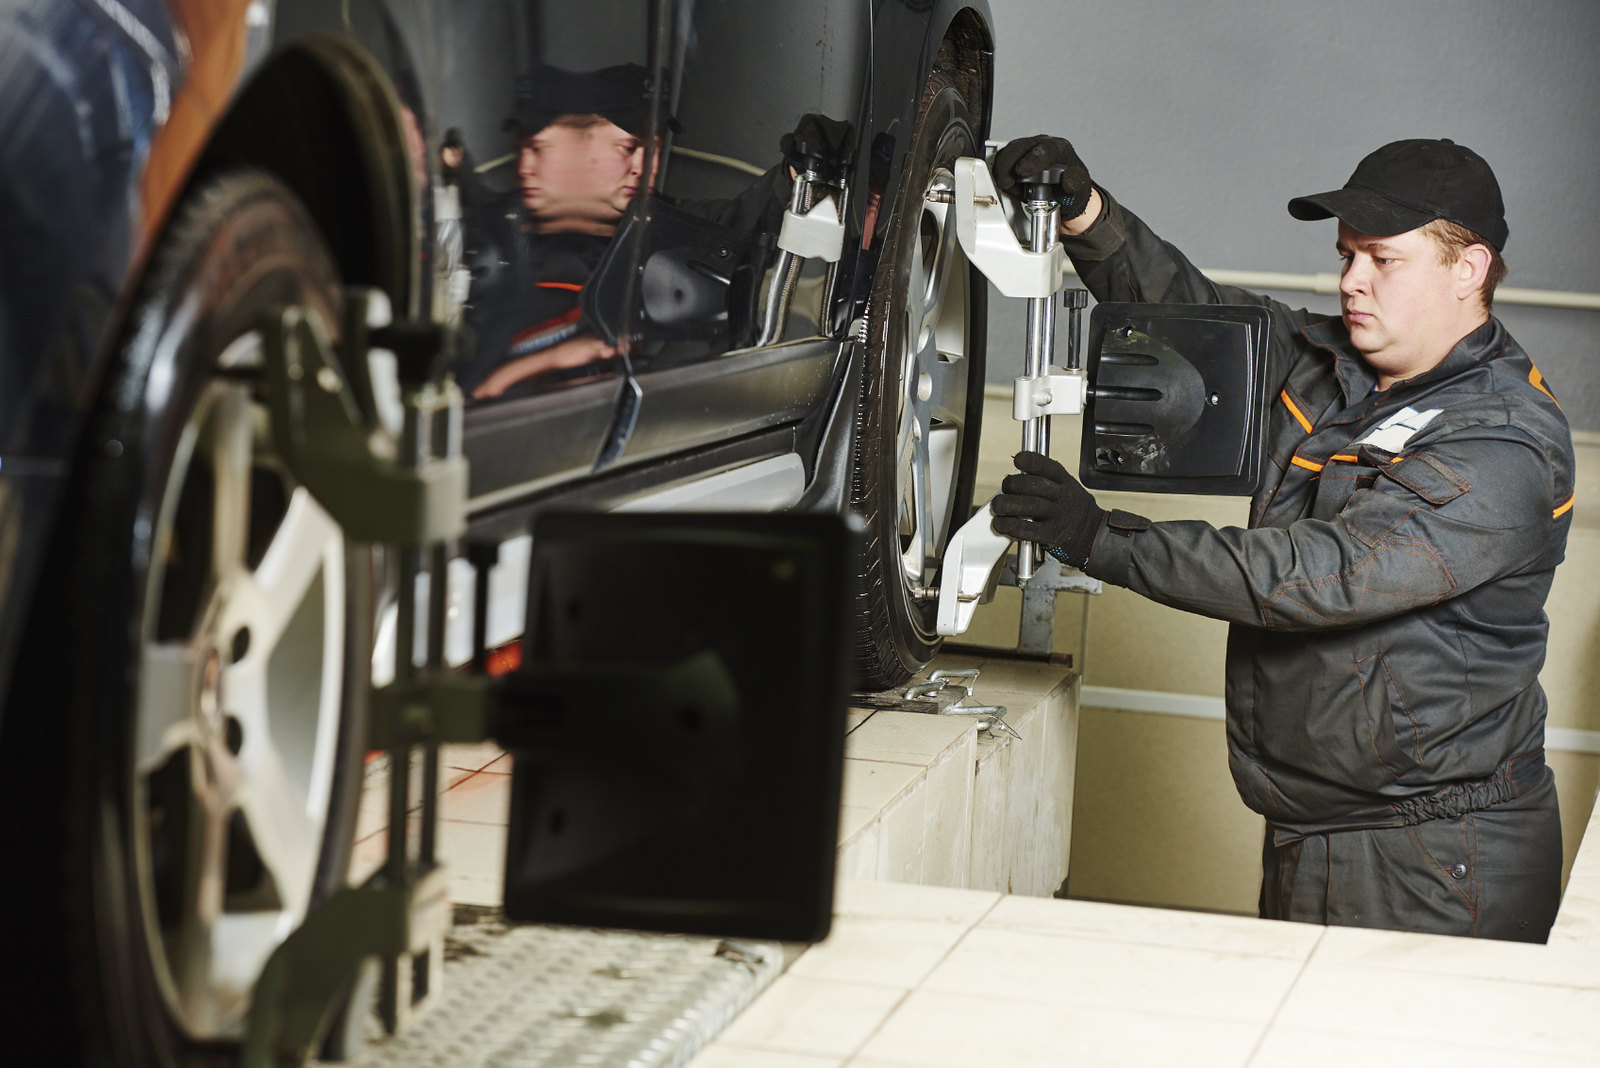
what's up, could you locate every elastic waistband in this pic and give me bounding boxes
[1389,752,1547,826]
[1270,751,1549,845]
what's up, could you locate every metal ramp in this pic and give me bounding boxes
[330,908,782,1068]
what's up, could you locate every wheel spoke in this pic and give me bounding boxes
[203,386,255,586]
[136,643,207,773]
[915,199,956,347]
[160,748,233,1033]
[920,349,969,427]
[230,738,318,915]
[229,488,341,657]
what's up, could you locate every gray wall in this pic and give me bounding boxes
[984,0,1600,429]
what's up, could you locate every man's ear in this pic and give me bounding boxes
[1455,243,1493,301]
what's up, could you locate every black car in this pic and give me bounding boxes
[0,0,994,1063]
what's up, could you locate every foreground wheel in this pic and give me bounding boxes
[850,71,986,690]
[0,172,369,1066]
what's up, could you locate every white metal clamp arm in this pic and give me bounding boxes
[952,157,1072,299]
[936,498,1013,636]
[777,192,846,262]
[1014,367,1088,421]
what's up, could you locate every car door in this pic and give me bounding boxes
[420,0,645,508]
[591,0,870,472]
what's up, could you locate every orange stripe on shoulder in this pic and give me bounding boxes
[1290,455,1324,473]
[1280,390,1313,434]
[1530,365,1561,407]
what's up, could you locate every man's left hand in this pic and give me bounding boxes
[991,451,1107,568]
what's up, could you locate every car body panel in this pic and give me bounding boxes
[0,0,995,727]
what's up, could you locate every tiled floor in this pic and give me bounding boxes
[690,875,1600,1068]
[352,742,512,906]
[351,675,1600,1068]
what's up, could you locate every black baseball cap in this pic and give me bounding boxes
[506,63,677,136]
[1287,138,1507,251]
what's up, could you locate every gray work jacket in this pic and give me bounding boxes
[1064,189,1574,837]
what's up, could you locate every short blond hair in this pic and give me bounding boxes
[1421,218,1506,309]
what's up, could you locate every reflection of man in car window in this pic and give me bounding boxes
[519,114,643,235]
[459,64,656,400]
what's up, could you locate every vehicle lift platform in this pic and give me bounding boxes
[255,148,1101,1067]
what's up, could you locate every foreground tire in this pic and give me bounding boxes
[0,172,370,1066]
[850,72,987,690]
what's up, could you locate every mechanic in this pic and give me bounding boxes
[458,65,650,397]
[990,136,1574,942]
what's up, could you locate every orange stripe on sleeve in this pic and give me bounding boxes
[1329,453,1358,464]
[1281,390,1313,434]
[1554,493,1576,519]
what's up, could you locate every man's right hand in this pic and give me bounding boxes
[993,135,1099,230]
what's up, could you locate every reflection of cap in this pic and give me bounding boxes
[1288,138,1508,251]
[442,127,464,149]
[506,63,676,136]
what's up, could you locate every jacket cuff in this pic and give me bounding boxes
[1059,185,1127,263]
[1080,508,1150,586]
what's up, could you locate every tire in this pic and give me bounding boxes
[849,71,987,690]
[0,171,371,1066]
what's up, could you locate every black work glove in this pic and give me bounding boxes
[781,114,855,179]
[991,450,1107,568]
[993,135,1095,222]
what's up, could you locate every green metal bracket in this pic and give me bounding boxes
[260,306,467,546]
[368,673,497,750]
[241,866,451,1067]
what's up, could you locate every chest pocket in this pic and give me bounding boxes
[1310,448,1469,522]
[1309,453,1382,520]
[1373,451,1470,508]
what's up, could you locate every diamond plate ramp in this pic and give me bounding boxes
[338,907,783,1067]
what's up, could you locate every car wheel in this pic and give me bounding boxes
[0,171,371,1065]
[850,71,986,690]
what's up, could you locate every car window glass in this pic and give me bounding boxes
[619,0,867,375]
[431,0,649,404]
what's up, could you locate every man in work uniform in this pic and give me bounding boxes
[990,136,1574,942]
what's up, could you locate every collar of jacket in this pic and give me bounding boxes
[1301,315,1505,405]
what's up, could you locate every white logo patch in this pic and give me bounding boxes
[1354,406,1443,453]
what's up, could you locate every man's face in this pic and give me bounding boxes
[1336,221,1484,387]
[518,118,643,228]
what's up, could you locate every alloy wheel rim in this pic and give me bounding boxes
[131,330,347,1038]
[895,163,971,596]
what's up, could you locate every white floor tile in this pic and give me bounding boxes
[981,895,1322,961]
[840,759,923,814]
[831,879,998,927]
[437,770,512,826]
[854,988,1261,1067]
[921,926,1303,1025]
[441,740,505,773]
[787,915,972,989]
[689,1045,843,1068]
[1309,923,1600,988]
[716,974,907,1059]
[436,818,507,906]
[1276,963,1600,1058]
[845,711,974,766]
[1250,1025,1600,1067]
